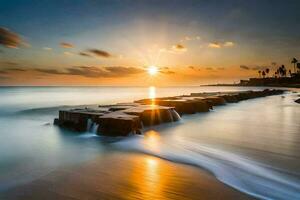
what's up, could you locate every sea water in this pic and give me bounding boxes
[0,86,299,199]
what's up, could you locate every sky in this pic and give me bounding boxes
[0,0,300,86]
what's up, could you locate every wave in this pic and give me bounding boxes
[113,136,300,200]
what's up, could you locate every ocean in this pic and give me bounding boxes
[0,86,299,199]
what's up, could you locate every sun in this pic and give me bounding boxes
[148,66,158,76]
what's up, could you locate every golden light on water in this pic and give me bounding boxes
[148,86,157,106]
[146,157,158,168]
[148,66,158,76]
[143,130,161,152]
[148,86,156,99]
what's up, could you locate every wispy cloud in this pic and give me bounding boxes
[160,43,188,54]
[208,42,222,48]
[172,44,187,52]
[35,66,144,78]
[240,65,270,71]
[104,66,144,76]
[160,70,175,74]
[0,65,145,79]
[43,47,52,51]
[208,41,235,48]
[88,49,112,58]
[158,67,175,74]
[240,65,250,70]
[0,61,19,67]
[0,61,28,73]
[224,41,234,47]
[188,66,201,71]
[0,27,23,48]
[60,42,74,48]
[79,52,92,57]
[6,68,26,72]
[180,36,201,42]
[64,51,74,56]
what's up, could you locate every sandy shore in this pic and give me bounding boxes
[1,152,253,200]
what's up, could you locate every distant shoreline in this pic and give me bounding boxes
[203,76,300,88]
[202,84,300,88]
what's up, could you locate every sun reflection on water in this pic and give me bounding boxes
[143,130,161,152]
[148,86,156,106]
[129,155,164,200]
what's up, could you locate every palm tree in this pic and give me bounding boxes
[265,68,270,77]
[262,71,266,78]
[281,65,287,77]
[291,58,298,73]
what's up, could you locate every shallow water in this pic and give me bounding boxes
[0,86,299,199]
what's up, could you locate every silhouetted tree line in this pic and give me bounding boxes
[258,57,300,78]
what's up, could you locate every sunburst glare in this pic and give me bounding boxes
[148,66,158,76]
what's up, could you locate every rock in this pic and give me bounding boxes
[295,98,300,104]
[124,105,180,126]
[55,109,107,132]
[54,89,285,137]
[135,97,210,115]
[98,112,142,136]
[218,94,239,103]
[203,96,226,106]
[53,118,60,125]
[97,105,180,136]
[108,106,134,112]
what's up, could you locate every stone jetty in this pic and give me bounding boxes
[54,89,284,136]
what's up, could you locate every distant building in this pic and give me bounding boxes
[239,80,250,85]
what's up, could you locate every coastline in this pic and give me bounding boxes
[202,84,300,88]
[0,152,253,200]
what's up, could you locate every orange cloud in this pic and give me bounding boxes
[0,27,23,48]
[170,44,187,53]
[60,42,74,48]
[208,42,221,48]
[208,41,235,48]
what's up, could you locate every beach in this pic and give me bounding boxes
[1,152,252,200]
[0,86,299,199]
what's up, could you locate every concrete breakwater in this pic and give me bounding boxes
[54,89,284,136]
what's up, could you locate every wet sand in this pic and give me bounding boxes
[1,152,253,200]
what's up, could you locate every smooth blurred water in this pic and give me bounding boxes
[0,86,299,199]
